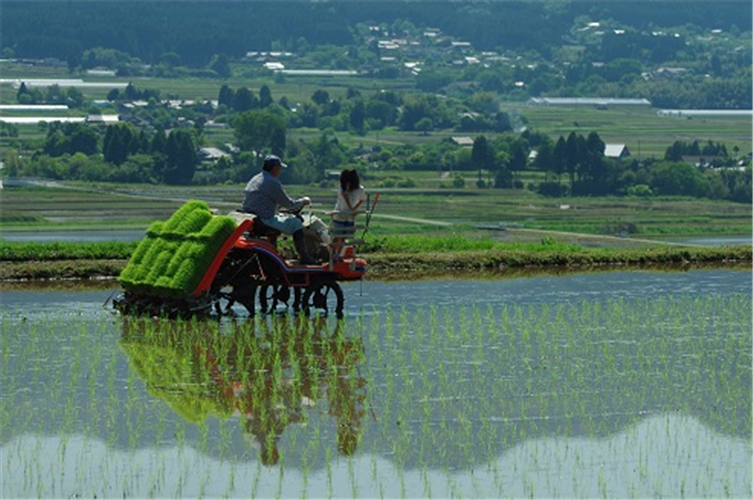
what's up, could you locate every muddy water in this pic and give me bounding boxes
[1,270,751,499]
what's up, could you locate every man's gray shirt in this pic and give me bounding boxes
[242,170,304,219]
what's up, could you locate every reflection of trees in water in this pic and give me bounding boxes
[119,315,366,466]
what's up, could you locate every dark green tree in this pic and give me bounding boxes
[63,87,84,108]
[233,87,256,112]
[16,82,36,104]
[269,127,287,158]
[163,129,197,185]
[124,82,137,100]
[233,110,287,156]
[43,129,69,157]
[552,136,567,186]
[311,89,330,106]
[493,112,513,133]
[533,137,555,175]
[45,84,63,104]
[664,141,685,162]
[310,130,346,179]
[349,100,366,135]
[581,131,606,184]
[494,165,513,188]
[259,85,273,108]
[650,162,711,197]
[136,130,151,154]
[297,102,319,128]
[103,123,133,165]
[151,129,167,155]
[471,136,493,182]
[365,99,396,129]
[415,118,434,135]
[399,96,432,131]
[508,138,529,185]
[218,84,235,108]
[69,124,99,156]
[564,131,581,187]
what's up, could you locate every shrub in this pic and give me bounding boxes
[452,173,465,188]
[627,184,653,197]
[537,182,569,197]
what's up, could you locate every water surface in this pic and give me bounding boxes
[1,270,751,499]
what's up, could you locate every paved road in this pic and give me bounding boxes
[364,213,452,226]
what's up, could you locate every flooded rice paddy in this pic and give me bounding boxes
[1,269,751,499]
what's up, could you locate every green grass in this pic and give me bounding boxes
[367,233,581,253]
[0,240,137,261]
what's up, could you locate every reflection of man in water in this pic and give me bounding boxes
[287,316,366,455]
[327,332,367,456]
[197,315,367,464]
[236,372,305,466]
[235,322,303,466]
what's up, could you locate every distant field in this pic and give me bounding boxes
[516,105,752,159]
[2,183,750,245]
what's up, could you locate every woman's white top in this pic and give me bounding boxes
[333,186,366,222]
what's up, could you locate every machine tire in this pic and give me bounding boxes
[258,284,291,314]
[302,282,344,319]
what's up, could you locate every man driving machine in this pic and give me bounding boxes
[241,155,316,265]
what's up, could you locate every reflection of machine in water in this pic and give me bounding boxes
[119,315,366,465]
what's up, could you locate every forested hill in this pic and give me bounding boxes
[2,1,750,66]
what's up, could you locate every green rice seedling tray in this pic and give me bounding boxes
[118,200,237,299]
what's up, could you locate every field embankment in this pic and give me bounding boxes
[1,240,749,283]
[1,184,750,282]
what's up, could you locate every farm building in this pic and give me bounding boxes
[200,147,231,162]
[604,144,631,159]
[451,136,474,146]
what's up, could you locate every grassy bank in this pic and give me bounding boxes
[1,238,749,282]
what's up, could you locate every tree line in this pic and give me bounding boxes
[3,2,750,110]
[4,2,749,66]
[5,111,749,205]
[9,122,197,185]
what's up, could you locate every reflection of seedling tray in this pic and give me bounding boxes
[119,341,234,422]
[118,200,237,298]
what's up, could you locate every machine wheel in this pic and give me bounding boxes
[212,249,284,317]
[301,282,344,319]
[215,285,257,317]
[258,284,291,314]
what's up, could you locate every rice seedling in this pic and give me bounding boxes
[118,200,236,298]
